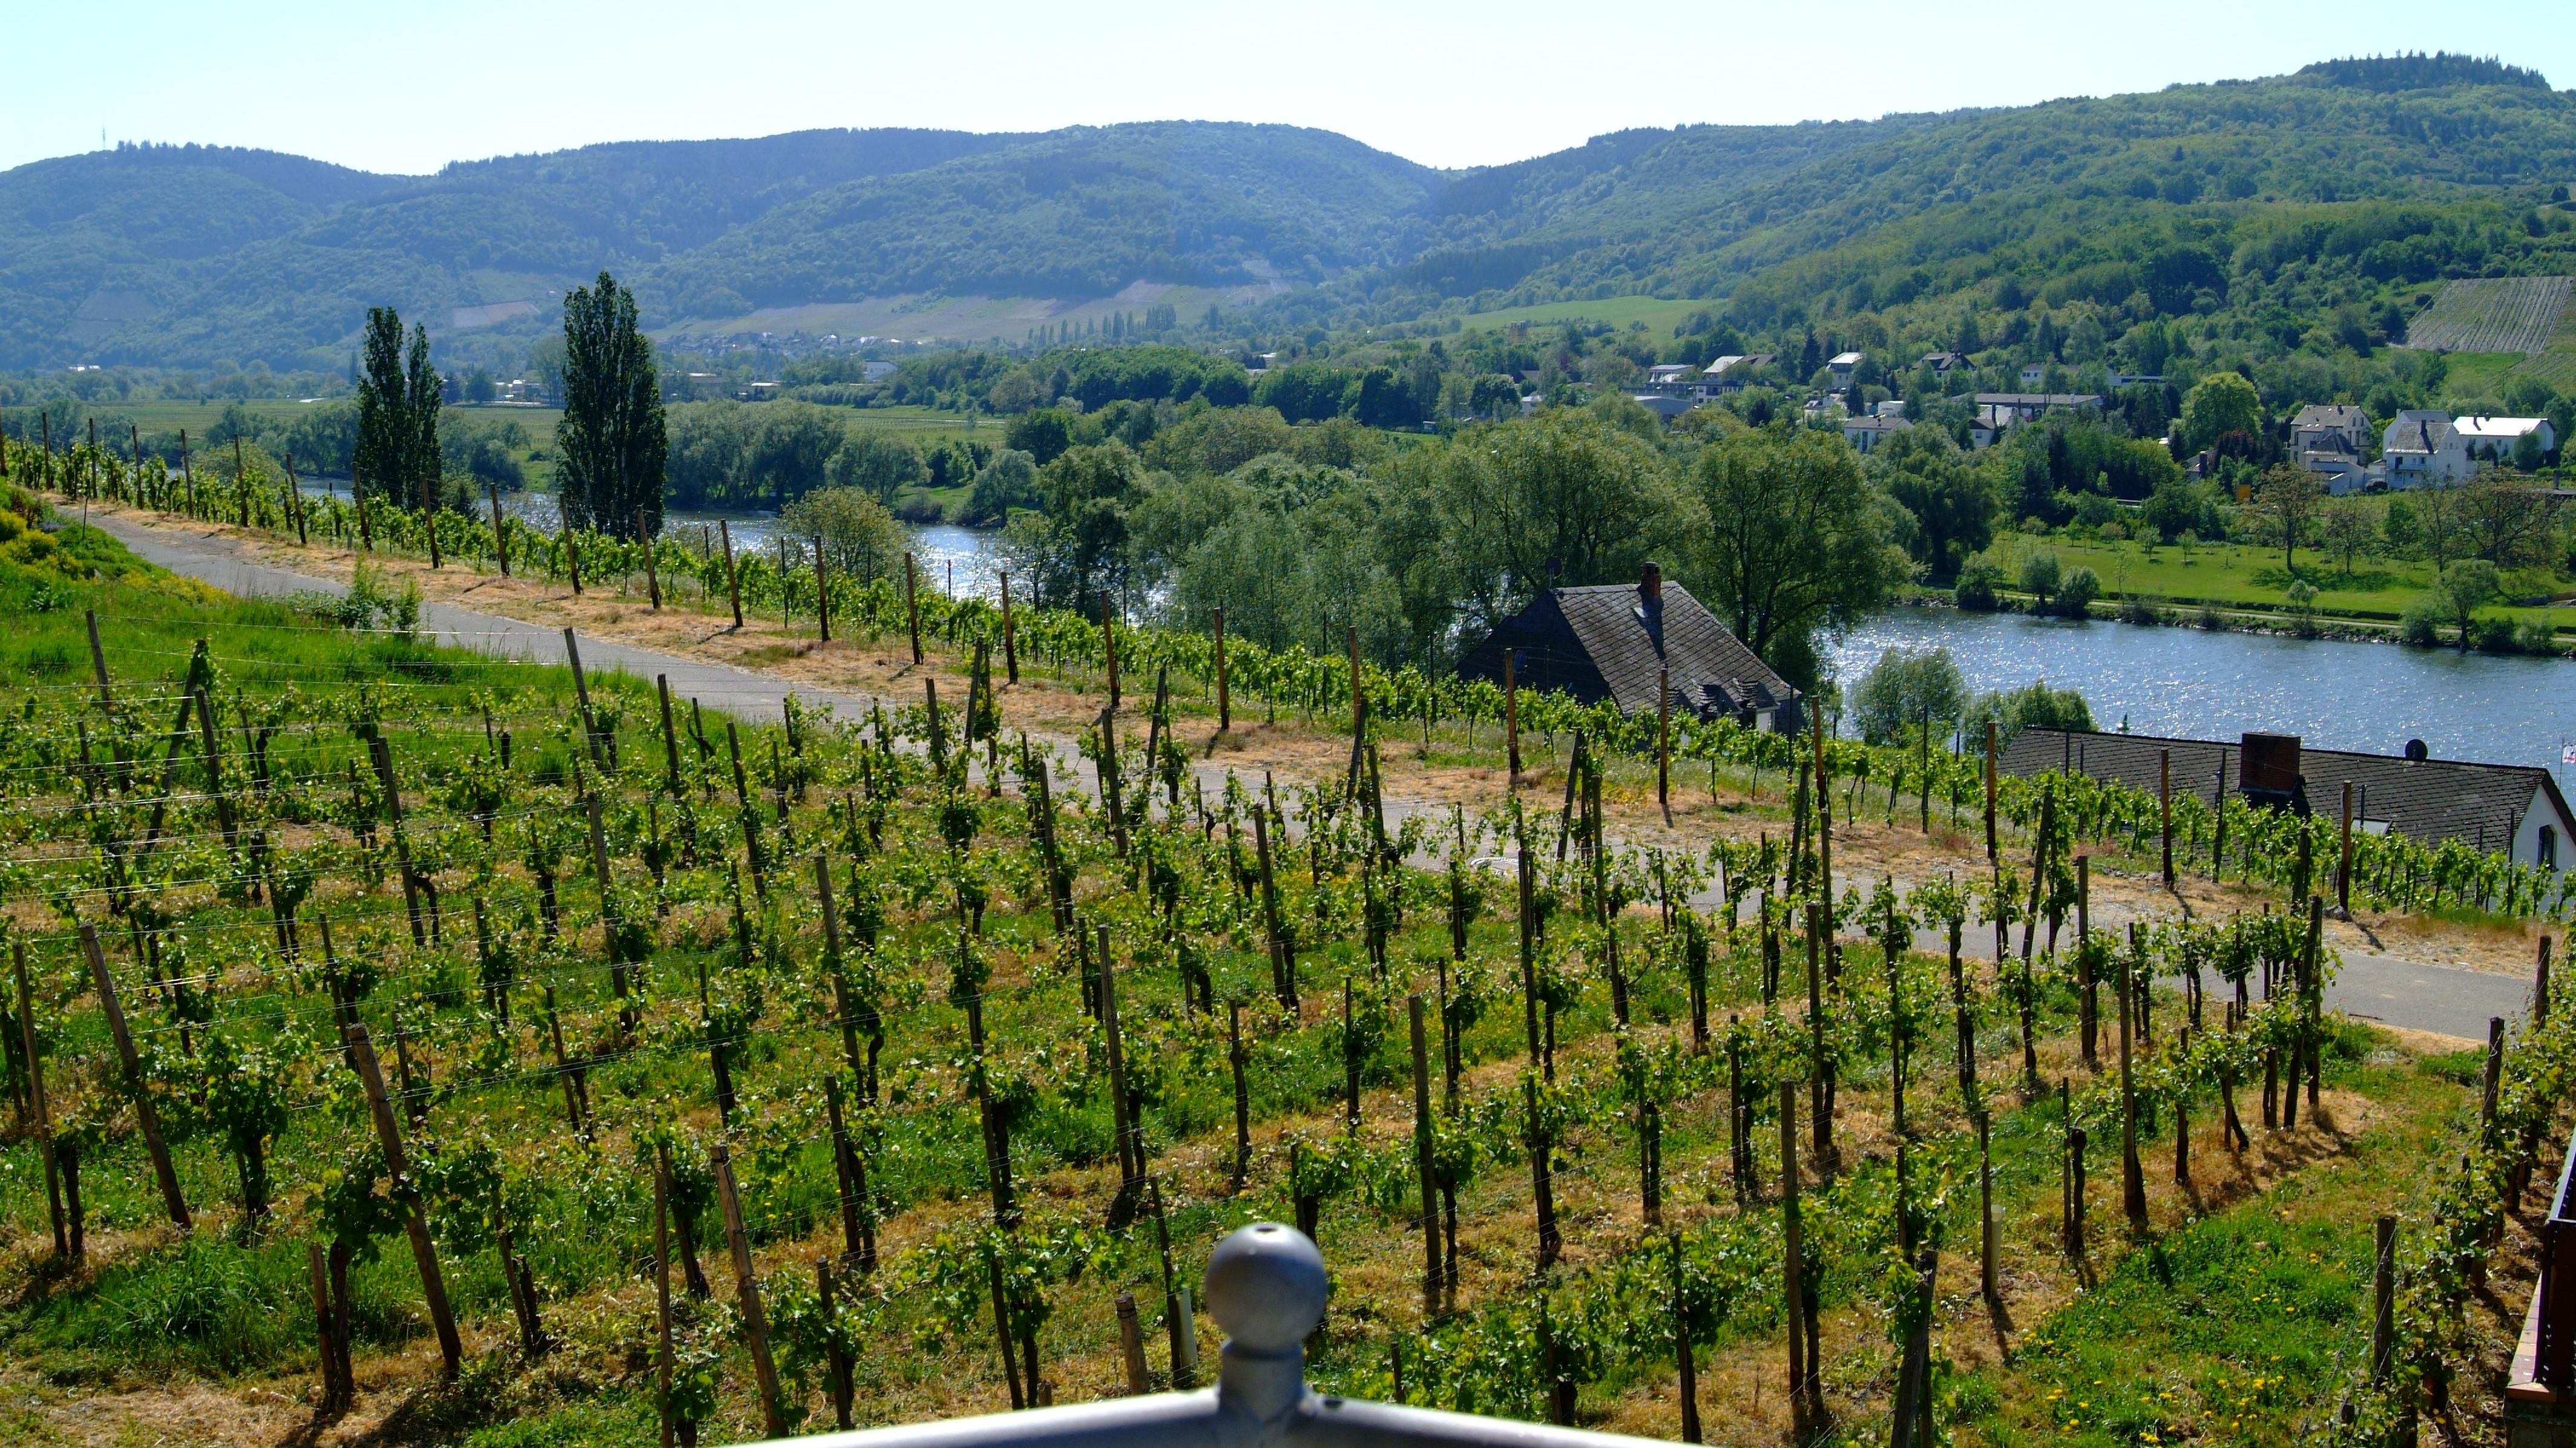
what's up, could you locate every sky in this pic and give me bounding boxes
[10,0,2575,176]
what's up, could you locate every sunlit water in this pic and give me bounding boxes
[1826,607,2576,782]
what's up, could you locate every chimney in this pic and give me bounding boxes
[1638,561,1663,608]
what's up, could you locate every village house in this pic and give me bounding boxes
[1919,350,1968,374]
[2002,728,2574,875]
[1841,411,1913,454]
[2454,414,2557,460]
[2292,403,2374,496]
[1701,353,1775,391]
[1827,350,1867,391]
[1973,391,2103,429]
[1457,564,1803,734]
[1643,362,1701,395]
[2381,410,2474,488]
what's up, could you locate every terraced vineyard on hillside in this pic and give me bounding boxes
[2401,275,2574,354]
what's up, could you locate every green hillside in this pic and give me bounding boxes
[10,54,2576,385]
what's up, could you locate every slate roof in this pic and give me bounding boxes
[1999,727,2572,855]
[2293,404,2370,433]
[1458,578,1801,728]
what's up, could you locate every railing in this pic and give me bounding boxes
[768,1223,1666,1448]
[2536,1127,2576,1389]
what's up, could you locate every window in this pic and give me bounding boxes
[2542,825,2558,871]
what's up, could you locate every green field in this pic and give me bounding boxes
[1984,529,2575,631]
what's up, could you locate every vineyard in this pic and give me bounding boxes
[2400,277,2575,355]
[0,451,2570,1448]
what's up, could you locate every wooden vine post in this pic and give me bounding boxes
[903,551,924,664]
[1657,664,1673,825]
[84,609,111,707]
[812,536,829,642]
[490,484,510,573]
[1983,719,1998,861]
[14,940,67,1256]
[78,924,189,1231]
[1212,604,1229,731]
[347,1023,462,1375]
[1410,994,1439,1315]
[711,1144,787,1437]
[998,570,1020,684]
[718,519,743,628]
[565,525,583,594]
[2118,925,2147,1233]
[1102,591,1121,707]
[2339,780,2355,916]
[1503,647,1521,784]
[654,1148,676,1448]
[639,508,661,608]
[2159,747,2174,887]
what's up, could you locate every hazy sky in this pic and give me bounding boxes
[11,1,2572,175]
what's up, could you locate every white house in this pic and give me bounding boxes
[1841,414,1913,454]
[2454,415,2557,460]
[1827,351,1866,390]
[2381,410,2474,488]
[1643,363,1701,396]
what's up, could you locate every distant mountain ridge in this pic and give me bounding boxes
[2,53,2569,371]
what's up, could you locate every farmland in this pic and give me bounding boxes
[0,441,2570,1448]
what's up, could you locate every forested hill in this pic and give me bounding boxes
[6,54,2573,373]
[1333,55,2576,327]
[0,128,1034,369]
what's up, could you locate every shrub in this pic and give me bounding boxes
[2195,603,2224,630]
[2054,566,2101,618]
[2118,595,2161,626]
[2398,597,2443,647]
[1953,559,2003,611]
[2018,551,2062,609]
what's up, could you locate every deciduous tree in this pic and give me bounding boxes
[557,271,667,539]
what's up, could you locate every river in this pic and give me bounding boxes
[1825,608,2576,784]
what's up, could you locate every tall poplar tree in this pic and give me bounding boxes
[354,308,407,502]
[557,270,666,539]
[404,323,442,509]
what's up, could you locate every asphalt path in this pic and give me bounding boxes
[91,514,2536,1045]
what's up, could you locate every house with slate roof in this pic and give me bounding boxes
[2001,728,2574,874]
[1457,565,1804,734]
[2382,410,2473,488]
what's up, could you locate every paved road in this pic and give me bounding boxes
[91,514,2537,1044]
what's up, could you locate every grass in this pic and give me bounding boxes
[1984,530,2575,631]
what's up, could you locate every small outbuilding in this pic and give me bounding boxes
[1457,565,1804,733]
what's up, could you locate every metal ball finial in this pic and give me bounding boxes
[1203,1222,1326,1354]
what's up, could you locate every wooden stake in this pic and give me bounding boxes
[718,519,741,628]
[309,1240,346,1409]
[638,508,660,608]
[1657,665,1672,825]
[1101,590,1120,707]
[1503,648,1521,784]
[346,1023,461,1374]
[2339,780,2354,916]
[84,609,111,707]
[15,940,67,1257]
[1228,1004,1250,1193]
[999,571,1019,684]
[1212,604,1229,731]
[1983,719,1997,861]
[79,925,189,1231]
[712,1144,787,1437]
[813,536,829,641]
[658,675,682,793]
[1780,1078,1810,1436]
[1672,1230,1701,1443]
[1116,1292,1149,1395]
[655,1149,675,1448]
[1411,994,1439,1315]
[490,484,510,573]
[2160,748,2174,887]
[903,552,923,664]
